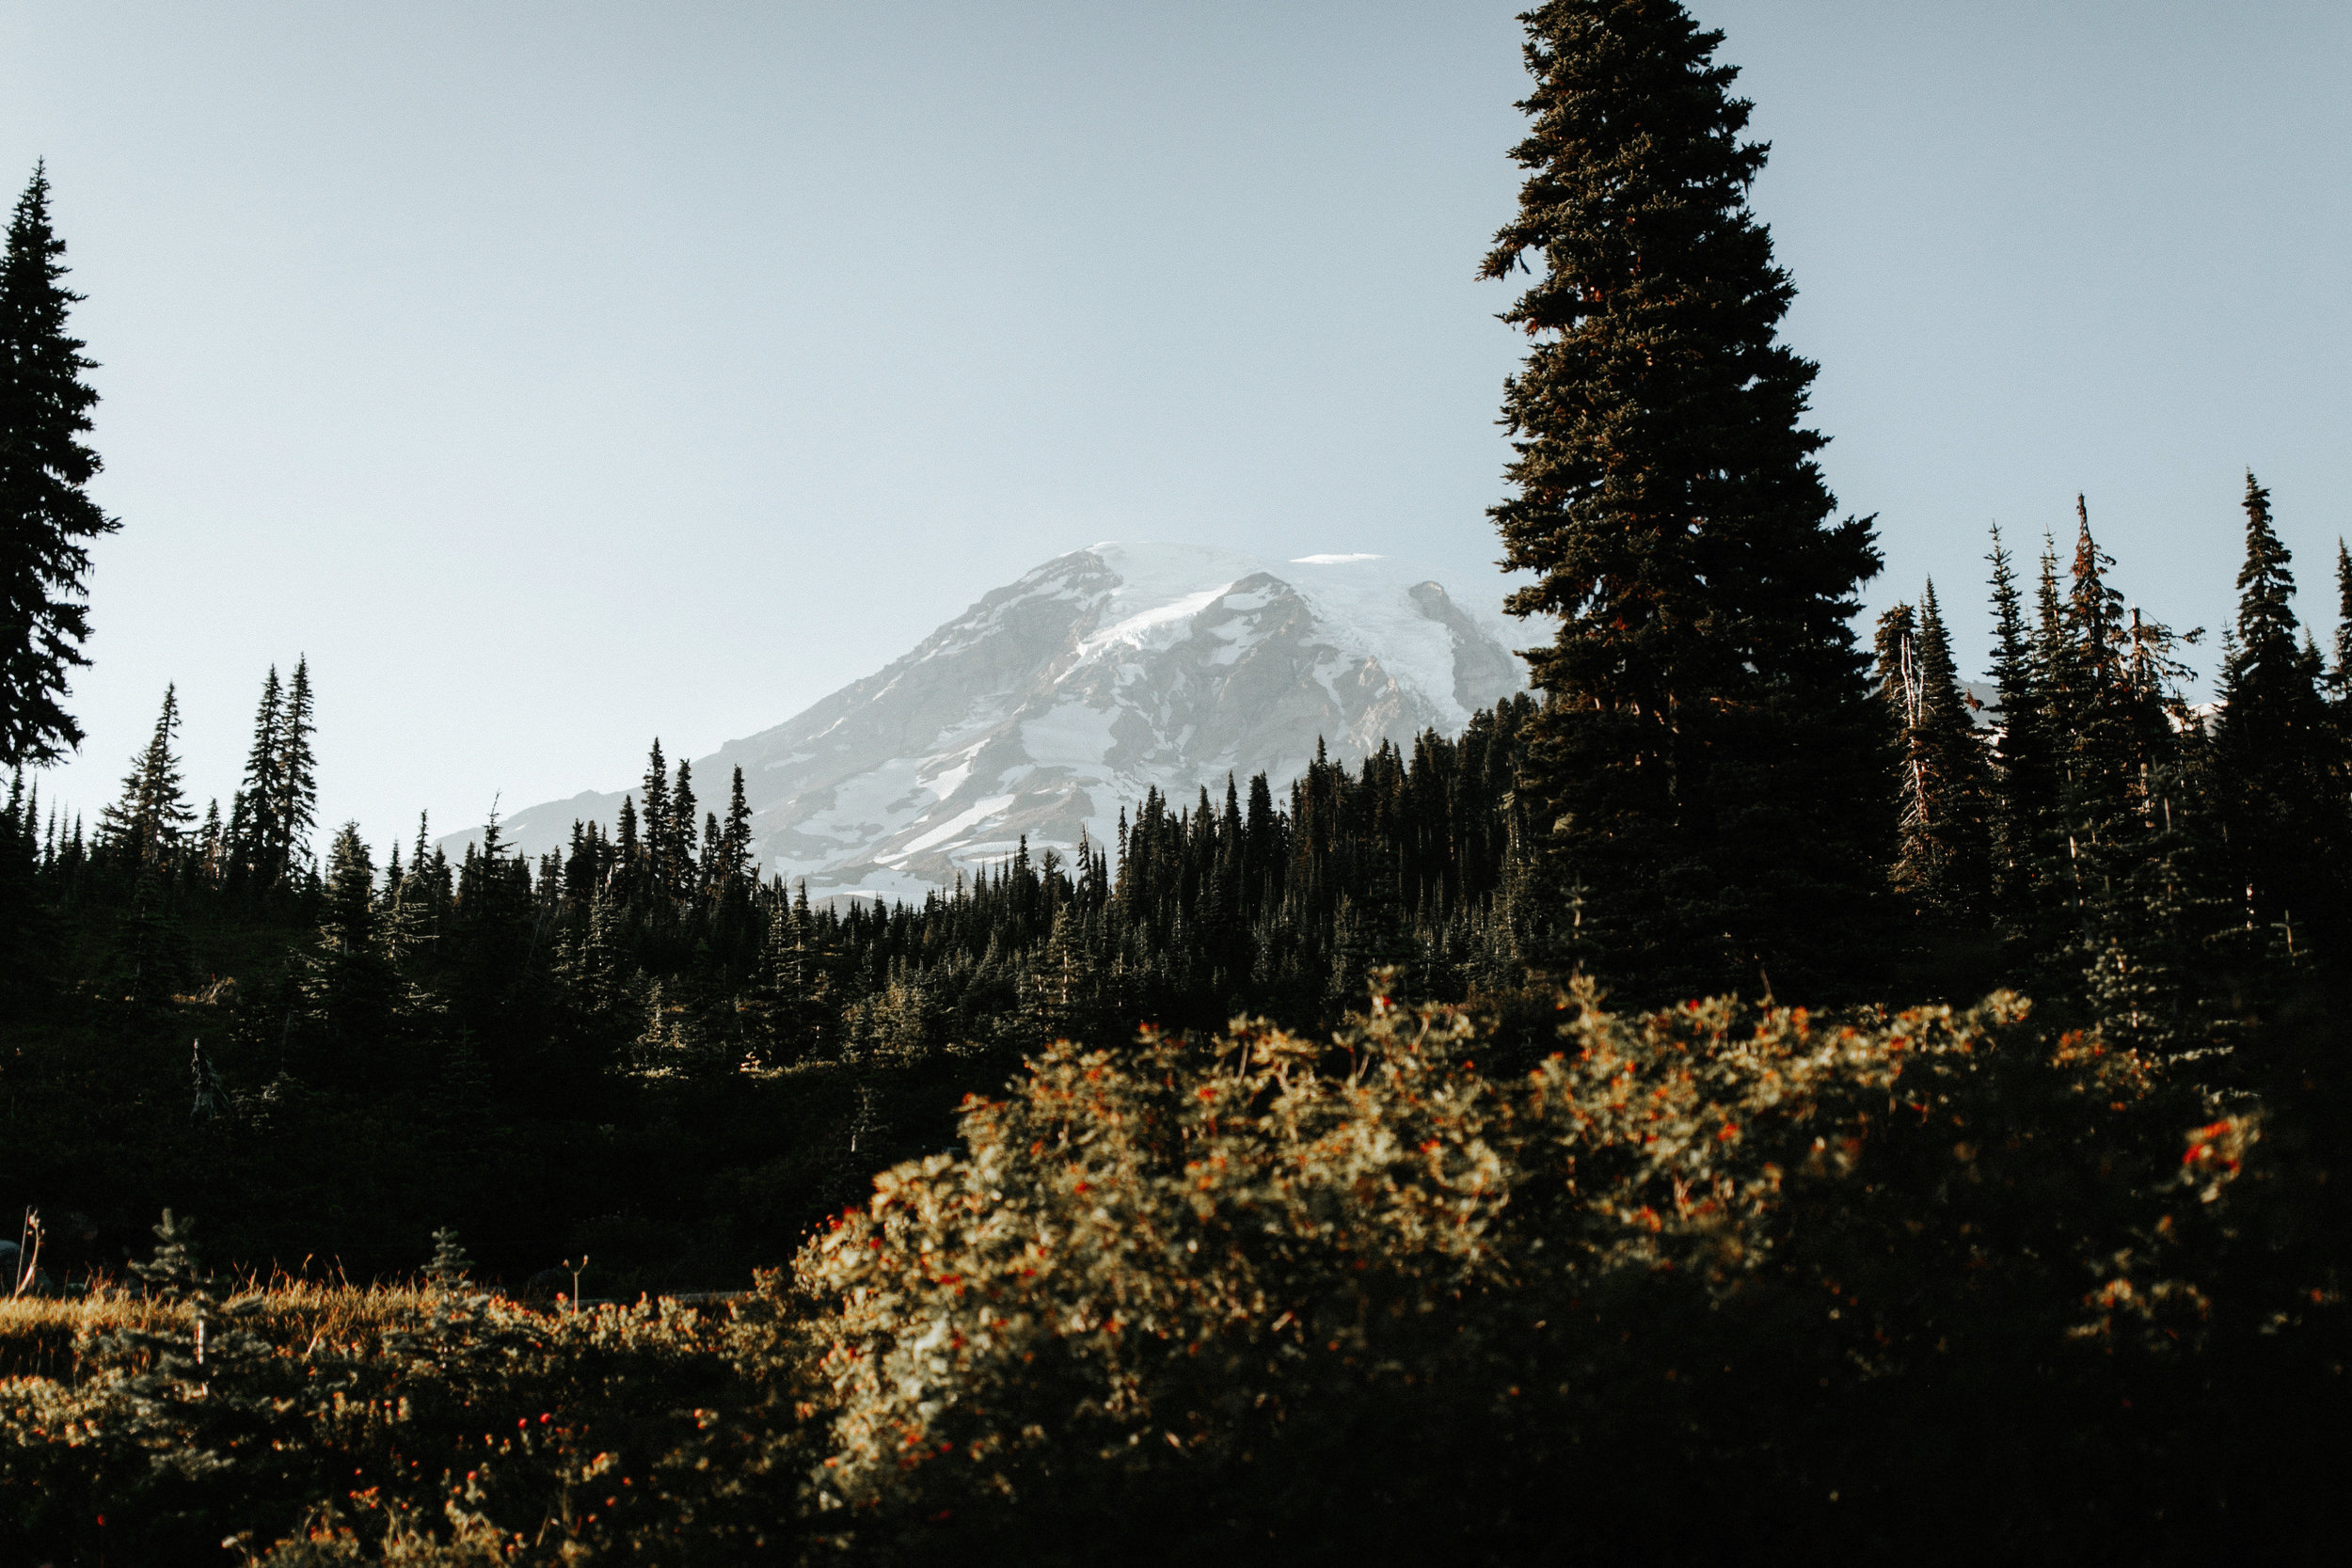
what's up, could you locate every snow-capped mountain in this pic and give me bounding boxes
[449,543,1529,899]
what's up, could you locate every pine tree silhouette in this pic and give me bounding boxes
[1482,0,1885,1001]
[0,164,119,767]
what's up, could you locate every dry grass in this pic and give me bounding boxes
[0,1275,447,1381]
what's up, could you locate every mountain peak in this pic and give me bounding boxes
[453,543,1527,898]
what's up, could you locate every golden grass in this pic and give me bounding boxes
[0,1276,448,1381]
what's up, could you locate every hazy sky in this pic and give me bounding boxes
[6,2,2348,854]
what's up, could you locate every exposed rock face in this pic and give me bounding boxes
[453,543,1528,899]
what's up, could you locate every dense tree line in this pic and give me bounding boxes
[0,666,1550,1282]
[7,42,2352,1286]
[13,465,2352,1283]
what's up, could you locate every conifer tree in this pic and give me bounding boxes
[97,1211,295,1486]
[0,768,45,1002]
[639,739,670,895]
[450,804,538,1049]
[1984,527,2056,951]
[272,655,318,874]
[383,812,444,965]
[195,797,222,884]
[721,764,755,890]
[1875,580,1991,925]
[231,664,282,884]
[614,792,641,895]
[297,822,393,1062]
[0,164,119,767]
[1481,0,1885,1000]
[2331,539,2352,700]
[97,683,193,871]
[2217,473,2344,952]
[571,880,622,1013]
[669,756,697,898]
[2039,500,2221,1047]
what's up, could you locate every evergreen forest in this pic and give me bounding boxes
[3,3,2345,1561]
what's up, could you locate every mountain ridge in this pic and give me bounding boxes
[444,543,1530,897]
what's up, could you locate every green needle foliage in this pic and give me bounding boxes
[1483,0,1887,1003]
[0,163,118,768]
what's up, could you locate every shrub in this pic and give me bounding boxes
[783,982,2325,1561]
[2,982,2341,1562]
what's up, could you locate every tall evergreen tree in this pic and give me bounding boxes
[97,684,193,871]
[1481,0,1884,1000]
[2037,500,2222,1047]
[669,757,697,900]
[1912,582,1992,911]
[2216,472,2343,951]
[639,740,670,895]
[231,664,282,885]
[273,656,318,875]
[720,765,755,891]
[0,164,119,767]
[0,768,46,1004]
[1983,526,2056,953]
[297,822,393,1067]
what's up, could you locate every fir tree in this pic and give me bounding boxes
[0,164,119,767]
[296,822,394,1065]
[383,812,444,965]
[2216,472,2344,952]
[639,739,670,895]
[1985,525,2057,953]
[614,792,641,897]
[231,664,282,885]
[95,1211,310,1490]
[2044,500,2220,1047]
[0,768,46,1004]
[721,764,755,891]
[2331,539,2352,699]
[1876,581,1991,926]
[195,796,223,884]
[451,804,537,1042]
[273,655,318,874]
[97,683,193,871]
[669,756,697,898]
[1481,0,1885,1000]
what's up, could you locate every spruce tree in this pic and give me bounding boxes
[272,655,318,874]
[97,1211,292,1485]
[639,739,670,895]
[449,804,539,1053]
[97,683,193,871]
[1481,0,1885,1000]
[1984,526,2057,955]
[2217,472,2344,953]
[297,821,393,1064]
[2331,539,2352,699]
[0,768,46,1005]
[0,165,119,767]
[231,664,282,885]
[721,763,755,890]
[669,756,697,898]
[2042,500,2221,1048]
[1899,581,1992,921]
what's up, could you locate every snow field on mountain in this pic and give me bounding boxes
[450,543,1528,899]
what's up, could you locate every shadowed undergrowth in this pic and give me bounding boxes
[3,982,2344,1564]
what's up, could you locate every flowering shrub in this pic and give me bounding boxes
[1,982,2341,1562]
[780,981,2300,1560]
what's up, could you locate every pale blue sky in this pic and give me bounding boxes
[6,2,2347,852]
